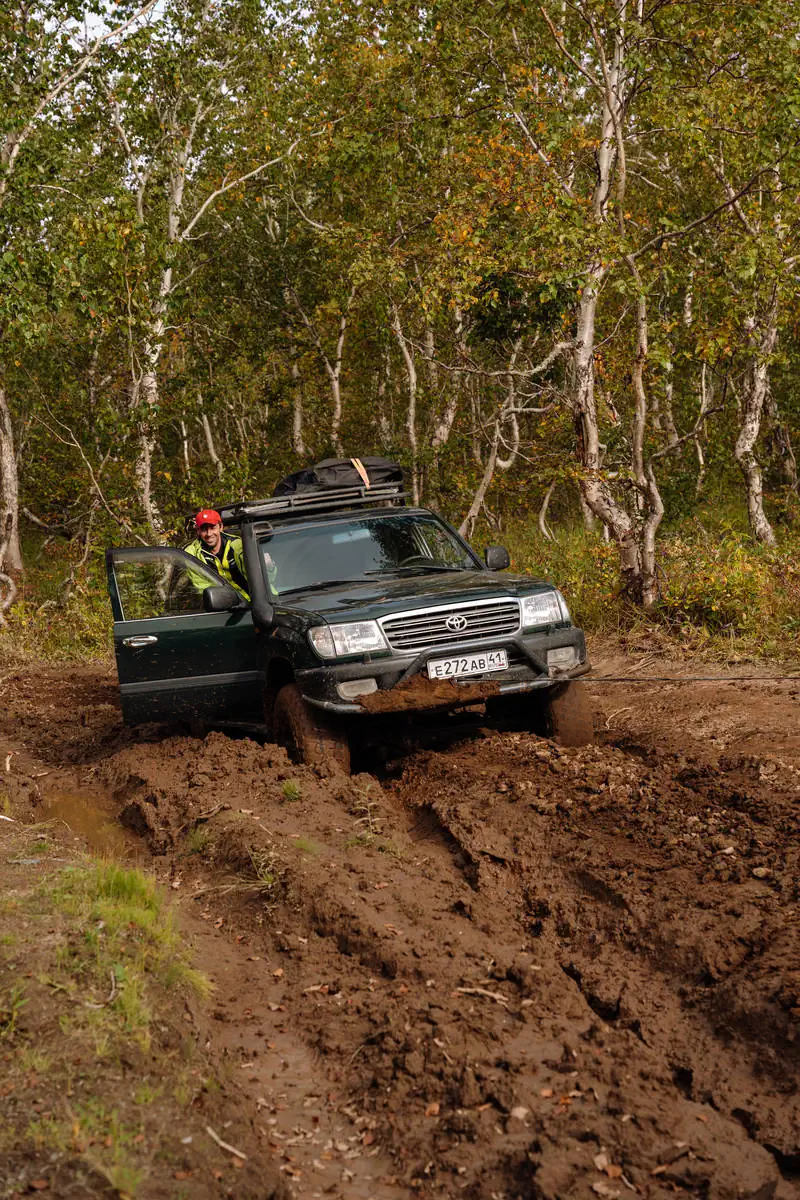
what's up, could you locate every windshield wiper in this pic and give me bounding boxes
[365,564,469,575]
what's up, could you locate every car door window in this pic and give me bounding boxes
[113,552,220,620]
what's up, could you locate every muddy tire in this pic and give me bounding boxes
[272,683,351,773]
[543,681,594,747]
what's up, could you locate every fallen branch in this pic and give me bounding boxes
[178,803,225,833]
[85,968,118,1010]
[455,986,510,1009]
[205,1124,247,1161]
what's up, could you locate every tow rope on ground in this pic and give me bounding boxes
[584,674,800,683]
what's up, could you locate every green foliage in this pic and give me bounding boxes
[501,521,624,633]
[3,0,800,648]
[0,983,27,1040]
[0,548,111,663]
[503,511,800,660]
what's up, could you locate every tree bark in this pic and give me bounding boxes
[290,356,307,458]
[199,393,223,479]
[735,291,778,545]
[0,383,23,577]
[390,306,420,503]
[179,420,192,479]
[628,272,664,608]
[767,394,798,491]
[459,424,499,538]
[572,270,641,590]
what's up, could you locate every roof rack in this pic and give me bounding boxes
[219,482,408,525]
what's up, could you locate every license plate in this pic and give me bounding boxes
[427,649,509,680]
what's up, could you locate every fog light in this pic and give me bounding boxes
[336,678,378,699]
[547,646,578,673]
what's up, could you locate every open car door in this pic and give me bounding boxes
[106,546,263,725]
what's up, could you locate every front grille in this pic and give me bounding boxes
[381,600,520,652]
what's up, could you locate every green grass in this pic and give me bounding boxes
[291,836,319,855]
[184,825,211,854]
[0,556,111,663]
[43,862,211,1046]
[247,845,283,899]
[0,983,27,1039]
[281,779,302,802]
[27,1100,145,1197]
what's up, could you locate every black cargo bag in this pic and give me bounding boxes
[273,456,404,496]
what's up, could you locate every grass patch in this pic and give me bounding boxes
[27,1100,145,1197]
[346,784,383,850]
[291,836,319,855]
[185,824,211,854]
[281,779,302,802]
[0,835,267,1198]
[42,862,211,1045]
[248,845,282,896]
[0,983,27,1039]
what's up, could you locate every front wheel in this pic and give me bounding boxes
[272,683,351,774]
[543,681,594,747]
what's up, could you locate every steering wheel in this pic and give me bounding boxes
[396,555,436,567]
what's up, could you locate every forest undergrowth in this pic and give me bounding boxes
[2,508,799,667]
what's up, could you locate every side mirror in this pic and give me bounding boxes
[484,545,510,571]
[203,585,243,612]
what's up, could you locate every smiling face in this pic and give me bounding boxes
[198,521,223,554]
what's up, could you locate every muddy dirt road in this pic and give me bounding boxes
[0,651,798,1199]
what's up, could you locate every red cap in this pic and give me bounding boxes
[195,509,222,528]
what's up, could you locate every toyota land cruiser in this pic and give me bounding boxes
[106,477,593,772]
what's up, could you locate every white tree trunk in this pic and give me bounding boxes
[290,358,307,457]
[459,424,499,539]
[735,298,778,545]
[133,269,171,536]
[629,284,664,608]
[0,383,22,577]
[200,411,223,479]
[390,306,420,504]
[179,419,192,479]
[572,271,641,590]
[656,361,680,449]
[767,394,798,490]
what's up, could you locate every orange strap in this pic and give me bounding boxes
[350,457,371,488]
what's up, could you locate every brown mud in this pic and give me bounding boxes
[0,653,798,1199]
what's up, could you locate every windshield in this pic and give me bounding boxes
[261,513,479,597]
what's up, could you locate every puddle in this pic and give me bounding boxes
[41,792,140,859]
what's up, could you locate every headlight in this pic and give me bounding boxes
[308,621,388,659]
[520,590,569,628]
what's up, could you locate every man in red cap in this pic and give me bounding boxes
[184,509,251,601]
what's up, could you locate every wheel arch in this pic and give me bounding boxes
[263,657,295,732]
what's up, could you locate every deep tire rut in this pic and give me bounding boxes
[1,663,798,1199]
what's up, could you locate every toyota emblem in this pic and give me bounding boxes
[445,614,468,632]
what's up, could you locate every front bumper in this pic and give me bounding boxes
[297,628,588,715]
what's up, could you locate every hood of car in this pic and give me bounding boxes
[279,570,561,623]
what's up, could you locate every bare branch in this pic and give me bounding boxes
[179,142,302,243]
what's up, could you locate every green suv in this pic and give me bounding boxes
[106,481,592,772]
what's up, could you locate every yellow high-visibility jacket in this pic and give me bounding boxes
[184,533,251,602]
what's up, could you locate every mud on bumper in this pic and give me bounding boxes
[297,629,589,715]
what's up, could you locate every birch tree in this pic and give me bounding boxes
[95,0,296,533]
[0,0,157,588]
